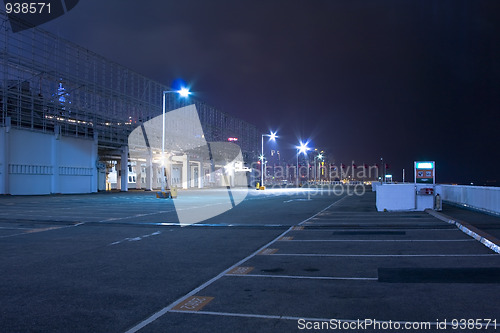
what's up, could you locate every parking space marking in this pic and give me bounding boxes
[0,223,83,239]
[165,310,497,329]
[171,296,214,312]
[123,226,295,333]
[226,266,254,275]
[258,248,279,255]
[108,231,162,246]
[99,210,176,222]
[279,236,294,241]
[294,228,461,232]
[227,273,378,281]
[298,196,348,226]
[124,196,347,333]
[282,239,475,242]
[271,253,499,257]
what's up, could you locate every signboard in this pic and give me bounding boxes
[414,161,435,184]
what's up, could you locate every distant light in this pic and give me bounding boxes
[416,162,433,169]
[269,131,277,141]
[228,137,238,142]
[297,141,309,154]
[177,87,191,98]
[318,154,323,160]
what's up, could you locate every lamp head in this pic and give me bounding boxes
[269,131,277,141]
[177,87,191,98]
[297,141,309,154]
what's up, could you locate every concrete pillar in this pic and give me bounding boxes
[182,154,190,189]
[120,146,128,192]
[152,163,158,190]
[198,161,204,189]
[145,150,153,190]
[135,162,142,190]
[51,125,61,194]
[0,118,10,194]
[190,164,197,188]
[91,131,98,193]
[116,160,122,191]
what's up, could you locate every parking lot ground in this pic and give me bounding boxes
[129,193,500,333]
[1,189,499,332]
[440,202,500,240]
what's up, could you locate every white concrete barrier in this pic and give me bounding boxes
[376,184,415,211]
[436,185,500,215]
[0,127,97,195]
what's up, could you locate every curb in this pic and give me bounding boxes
[425,209,500,254]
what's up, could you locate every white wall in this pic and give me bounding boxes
[0,127,97,195]
[436,185,500,215]
[376,184,415,211]
[376,183,435,212]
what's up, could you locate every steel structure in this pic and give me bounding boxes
[0,10,259,161]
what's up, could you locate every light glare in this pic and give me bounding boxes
[177,87,191,98]
[297,141,309,154]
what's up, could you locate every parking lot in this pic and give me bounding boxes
[1,188,499,332]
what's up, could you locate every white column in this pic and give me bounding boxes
[51,125,60,194]
[135,162,142,190]
[145,150,153,191]
[198,161,204,189]
[0,119,10,194]
[116,160,122,191]
[152,163,159,190]
[120,146,129,192]
[91,131,98,193]
[182,154,190,189]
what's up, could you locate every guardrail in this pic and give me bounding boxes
[436,185,500,216]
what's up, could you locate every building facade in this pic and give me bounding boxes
[0,10,259,194]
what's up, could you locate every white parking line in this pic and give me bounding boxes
[0,223,83,239]
[99,210,176,222]
[123,195,347,333]
[271,253,499,257]
[281,239,474,242]
[227,273,377,281]
[167,310,497,329]
[295,228,460,231]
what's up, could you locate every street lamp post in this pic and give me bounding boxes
[161,87,191,192]
[314,153,323,184]
[260,131,277,187]
[296,141,309,187]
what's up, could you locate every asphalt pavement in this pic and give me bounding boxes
[1,187,499,332]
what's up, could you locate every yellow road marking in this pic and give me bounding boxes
[258,248,278,255]
[172,296,214,312]
[227,266,254,275]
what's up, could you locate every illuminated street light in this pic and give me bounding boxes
[261,131,278,187]
[296,141,310,186]
[162,87,191,192]
[314,153,323,184]
[177,87,191,98]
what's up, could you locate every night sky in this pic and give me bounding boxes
[41,0,499,185]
